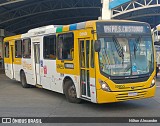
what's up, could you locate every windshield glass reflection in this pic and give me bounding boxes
[98,36,154,76]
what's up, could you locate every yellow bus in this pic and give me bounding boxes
[4,20,156,103]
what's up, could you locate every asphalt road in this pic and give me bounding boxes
[0,74,160,126]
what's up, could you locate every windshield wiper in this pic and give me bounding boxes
[112,37,124,64]
[133,37,140,59]
[113,37,124,58]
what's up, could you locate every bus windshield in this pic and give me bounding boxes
[98,35,154,76]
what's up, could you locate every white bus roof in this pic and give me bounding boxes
[22,25,60,38]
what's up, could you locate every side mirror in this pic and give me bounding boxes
[94,40,101,52]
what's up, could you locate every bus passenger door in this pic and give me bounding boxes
[10,45,15,79]
[33,43,40,84]
[79,39,95,100]
[4,42,15,79]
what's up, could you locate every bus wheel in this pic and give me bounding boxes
[20,71,30,88]
[64,80,81,103]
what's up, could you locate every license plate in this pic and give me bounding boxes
[128,92,138,96]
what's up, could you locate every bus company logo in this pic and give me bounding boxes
[57,64,64,69]
[2,118,11,123]
[23,61,32,70]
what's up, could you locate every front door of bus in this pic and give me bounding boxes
[79,39,94,99]
[34,43,40,84]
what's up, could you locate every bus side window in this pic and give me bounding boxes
[23,38,31,58]
[43,35,56,60]
[57,33,74,60]
[15,40,22,58]
[4,42,9,58]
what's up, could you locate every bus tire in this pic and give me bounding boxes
[64,80,81,103]
[20,71,30,88]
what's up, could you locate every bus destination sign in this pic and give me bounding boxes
[104,25,144,33]
[96,22,151,34]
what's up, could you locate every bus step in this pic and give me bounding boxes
[81,96,91,101]
[35,84,43,88]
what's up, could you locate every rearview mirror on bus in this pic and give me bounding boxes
[94,40,101,52]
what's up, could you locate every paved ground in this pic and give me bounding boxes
[0,74,160,126]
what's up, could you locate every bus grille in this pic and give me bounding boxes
[116,91,147,101]
[112,76,149,84]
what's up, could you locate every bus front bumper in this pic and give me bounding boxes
[96,85,156,104]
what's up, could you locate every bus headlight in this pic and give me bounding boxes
[99,79,111,92]
[150,78,156,88]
